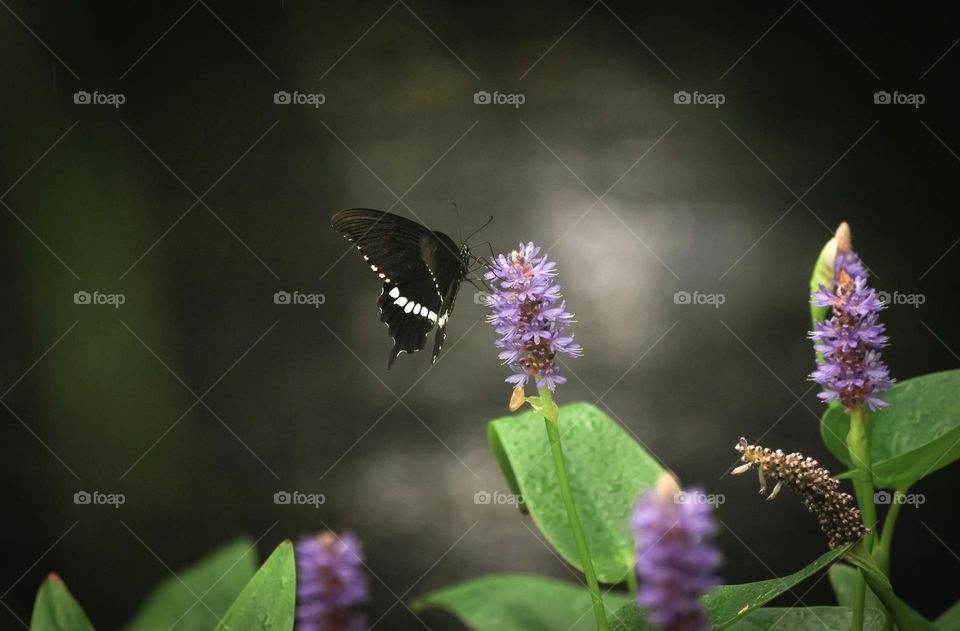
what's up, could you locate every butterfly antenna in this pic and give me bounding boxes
[465,215,494,244]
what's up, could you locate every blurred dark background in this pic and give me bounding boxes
[2,1,958,628]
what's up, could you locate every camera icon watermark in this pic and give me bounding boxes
[73,90,126,108]
[74,490,125,508]
[673,90,725,108]
[273,490,325,508]
[873,90,925,108]
[73,290,126,308]
[473,90,526,109]
[673,290,725,309]
[874,490,924,508]
[876,290,924,309]
[273,290,325,308]
[674,490,725,508]
[273,90,326,108]
[473,291,491,305]
[473,490,523,506]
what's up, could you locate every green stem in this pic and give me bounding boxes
[874,485,908,577]
[538,387,608,631]
[874,489,903,631]
[851,573,867,631]
[846,407,876,631]
[846,408,877,549]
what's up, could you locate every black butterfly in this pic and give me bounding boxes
[331,208,476,369]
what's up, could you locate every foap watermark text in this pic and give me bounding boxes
[74,290,125,308]
[674,490,725,508]
[273,490,326,508]
[274,90,325,108]
[674,290,725,308]
[274,290,325,308]
[875,490,925,507]
[877,290,925,308]
[74,490,125,508]
[74,90,126,108]
[674,90,725,108]
[474,90,525,108]
[874,90,925,108]
[474,490,523,506]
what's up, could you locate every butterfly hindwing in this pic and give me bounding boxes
[332,209,467,368]
[378,279,441,368]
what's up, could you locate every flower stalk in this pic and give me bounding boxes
[485,243,604,629]
[540,387,608,631]
[808,226,894,631]
[846,408,877,550]
[846,408,875,631]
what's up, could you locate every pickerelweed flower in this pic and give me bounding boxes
[484,242,581,392]
[294,531,368,631]
[632,474,721,631]
[733,438,869,549]
[809,244,893,411]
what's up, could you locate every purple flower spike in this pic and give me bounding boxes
[484,242,581,392]
[295,531,368,631]
[809,243,894,411]
[632,475,721,631]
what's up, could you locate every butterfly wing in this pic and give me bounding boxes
[331,209,463,368]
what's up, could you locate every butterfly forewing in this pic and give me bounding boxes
[331,209,467,368]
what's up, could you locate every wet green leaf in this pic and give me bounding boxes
[214,541,295,631]
[488,402,666,583]
[821,370,960,488]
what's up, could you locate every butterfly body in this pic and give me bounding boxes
[331,209,471,368]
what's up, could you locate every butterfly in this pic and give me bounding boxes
[331,208,480,369]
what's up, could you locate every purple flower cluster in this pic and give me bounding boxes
[485,242,581,392]
[810,248,893,411]
[295,531,368,631]
[632,476,720,631]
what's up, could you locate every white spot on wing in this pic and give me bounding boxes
[389,287,400,299]
[394,296,408,307]
[428,311,437,323]
[404,301,414,313]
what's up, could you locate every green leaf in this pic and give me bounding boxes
[488,402,666,583]
[936,599,960,631]
[821,370,960,487]
[30,574,95,631]
[727,607,884,630]
[215,540,296,631]
[610,548,846,630]
[412,574,632,631]
[126,537,257,631]
[845,543,938,631]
